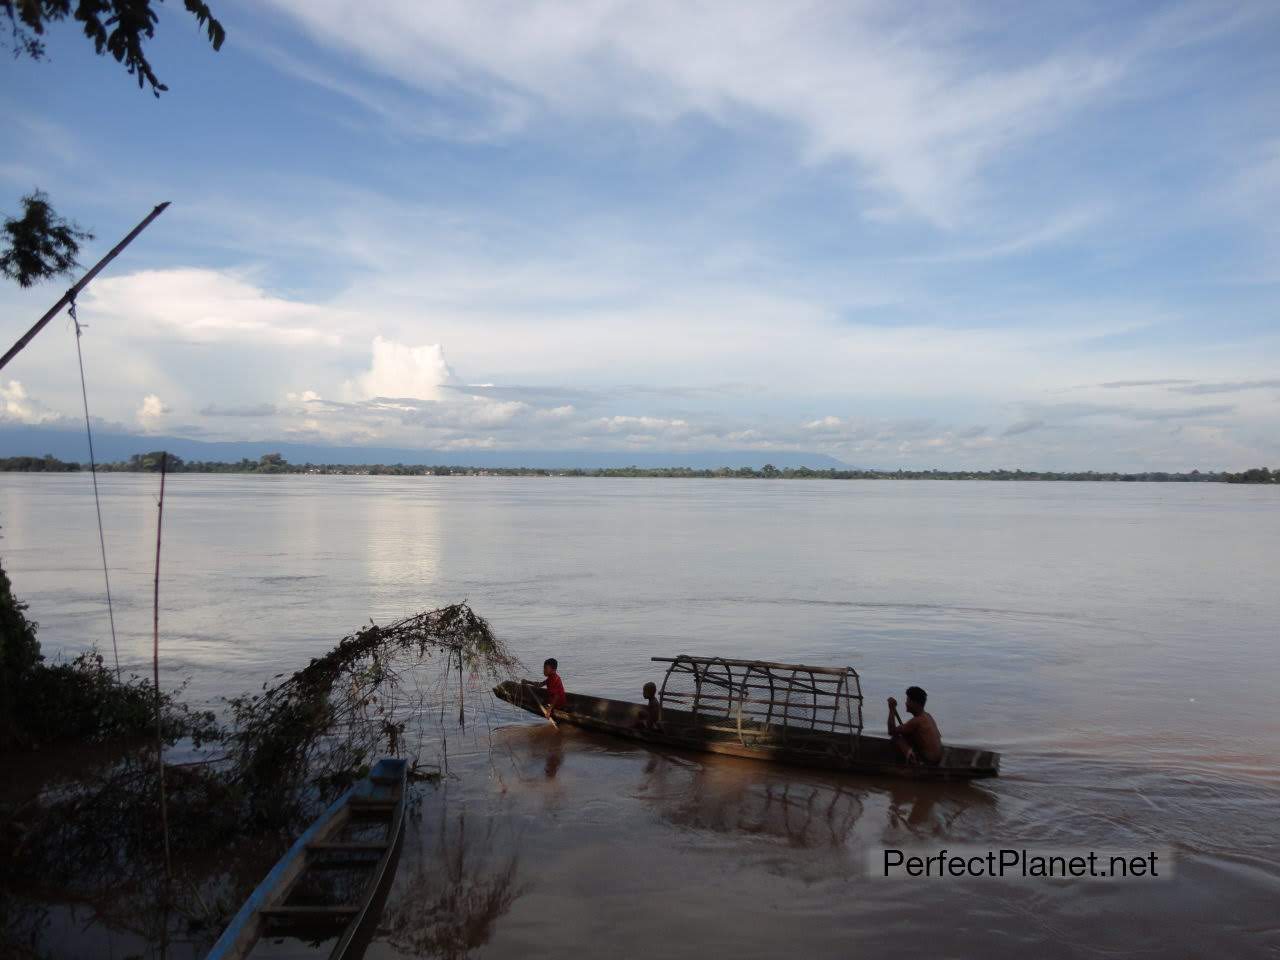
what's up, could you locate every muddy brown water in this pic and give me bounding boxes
[1,474,1277,958]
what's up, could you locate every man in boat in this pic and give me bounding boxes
[887,686,943,766]
[527,657,567,719]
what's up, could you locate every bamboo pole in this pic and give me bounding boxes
[153,452,172,879]
[0,202,170,372]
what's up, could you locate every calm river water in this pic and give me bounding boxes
[2,474,1278,958]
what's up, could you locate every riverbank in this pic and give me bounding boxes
[4,454,1277,481]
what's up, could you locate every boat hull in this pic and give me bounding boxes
[206,757,409,960]
[494,681,998,781]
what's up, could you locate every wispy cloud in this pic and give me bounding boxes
[199,403,279,417]
[1004,419,1046,436]
[1028,402,1236,422]
[1171,379,1280,395]
[258,0,1138,225]
[1100,379,1195,388]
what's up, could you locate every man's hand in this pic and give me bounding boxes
[887,696,897,709]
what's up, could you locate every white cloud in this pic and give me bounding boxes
[262,0,1133,225]
[136,393,169,428]
[2,258,1274,470]
[0,381,62,424]
[588,415,692,436]
[85,269,345,347]
[346,337,456,402]
[803,416,845,432]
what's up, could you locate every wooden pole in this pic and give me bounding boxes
[0,202,170,372]
[153,451,172,879]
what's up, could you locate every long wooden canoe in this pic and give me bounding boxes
[493,681,998,781]
[206,757,408,960]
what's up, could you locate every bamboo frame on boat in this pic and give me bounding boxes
[653,655,864,751]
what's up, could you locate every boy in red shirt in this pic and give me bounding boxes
[530,657,566,723]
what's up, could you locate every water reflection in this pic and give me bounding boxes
[492,718,1002,855]
[361,482,442,607]
[637,751,865,849]
[0,744,297,960]
[378,805,525,960]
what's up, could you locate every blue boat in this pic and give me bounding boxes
[206,757,409,960]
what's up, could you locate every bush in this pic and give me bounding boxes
[1,559,43,747]
[1,558,219,751]
[12,650,220,750]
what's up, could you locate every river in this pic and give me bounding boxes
[2,474,1277,958]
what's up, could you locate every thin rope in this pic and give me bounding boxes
[70,300,122,681]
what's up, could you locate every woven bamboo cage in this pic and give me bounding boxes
[653,655,863,751]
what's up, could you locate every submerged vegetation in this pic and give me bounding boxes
[227,604,519,822]
[6,452,1279,481]
[0,556,521,956]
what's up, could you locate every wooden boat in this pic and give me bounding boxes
[206,757,409,960]
[494,655,998,781]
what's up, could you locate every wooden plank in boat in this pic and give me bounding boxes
[307,841,389,852]
[262,905,360,919]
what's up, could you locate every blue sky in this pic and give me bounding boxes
[2,0,1278,469]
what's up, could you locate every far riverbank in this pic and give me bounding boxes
[3,453,1277,482]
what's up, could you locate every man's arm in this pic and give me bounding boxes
[887,697,902,737]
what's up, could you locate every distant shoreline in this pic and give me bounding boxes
[2,454,1276,483]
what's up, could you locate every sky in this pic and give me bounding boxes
[2,0,1278,470]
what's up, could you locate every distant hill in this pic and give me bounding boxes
[0,425,849,471]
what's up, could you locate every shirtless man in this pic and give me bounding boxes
[887,686,943,766]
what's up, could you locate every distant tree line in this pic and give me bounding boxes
[1221,467,1278,484]
[0,455,80,471]
[4,452,1279,482]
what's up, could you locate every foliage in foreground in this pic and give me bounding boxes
[1,592,522,956]
[2,0,224,95]
[1,558,218,752]
[227,603,519,822]
[16,650,221,750]
[0,190,91,288]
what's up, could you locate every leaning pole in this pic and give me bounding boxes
[0,201,170,371]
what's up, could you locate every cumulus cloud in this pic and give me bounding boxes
[588,415,692,436]
[346,337,456,402]
[136,394,169,428]
[0,381,62,424]
[803,416,846,432]
[85,269,345,347]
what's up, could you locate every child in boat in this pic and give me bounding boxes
[530,658,567,718]
[635,681,661,730]
[887,686,943,766]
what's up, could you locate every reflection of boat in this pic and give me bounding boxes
[206,757,408,960]
[649,761,866,848]
[494,655,999,781]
